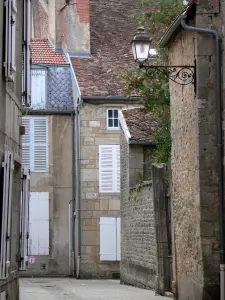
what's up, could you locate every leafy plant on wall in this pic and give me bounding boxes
[123,0,184,163]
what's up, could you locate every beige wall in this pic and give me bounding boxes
[78,101,137,278]
[24,115,73,276]
[0,0,23,297]
[169,18,220,298]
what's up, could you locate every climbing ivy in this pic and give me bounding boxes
[123,0,184,163]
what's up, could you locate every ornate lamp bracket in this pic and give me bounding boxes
[142,65,196,86]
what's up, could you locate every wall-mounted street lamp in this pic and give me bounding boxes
[131,27,195,85]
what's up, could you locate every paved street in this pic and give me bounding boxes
[20,278,169,300]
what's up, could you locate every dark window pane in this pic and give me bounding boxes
[114,110,118,118]
[114,119,119,127]
[108,119,113,127]
[108,110,113,118]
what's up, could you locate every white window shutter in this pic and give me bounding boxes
[10,0,17,79]
[3,0,10,78]
[22,117,31,168]
[22,0,31,106]
[0,152,14,279]
[115,145,120,192]
[20,166,30,271]
[99,145,114,193]
[29,192,49,255]
[99,145,120,193]
[33,117,48,172]
[116,217,121,261]
[31,70,46,109]
[100,217,117,261]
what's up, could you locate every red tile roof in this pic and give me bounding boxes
[31,38,68,65]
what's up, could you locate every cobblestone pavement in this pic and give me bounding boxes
[20,278,170,300]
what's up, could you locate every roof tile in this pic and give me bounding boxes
[31,38,68,65]
[122,108,157,142]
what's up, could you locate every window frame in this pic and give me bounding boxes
[106,108,120,130]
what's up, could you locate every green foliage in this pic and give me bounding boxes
[123,0,183,163]
[136,0,183,45]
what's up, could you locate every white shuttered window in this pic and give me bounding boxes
[29,192,49,255]
[99,145,120,193]
[100,217,120,261]
[22,117,48,172]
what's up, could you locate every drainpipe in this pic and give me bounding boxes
[71,112,76,276]
[75,102,82,278]
[181,17,225,299]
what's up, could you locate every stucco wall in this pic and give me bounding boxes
[24,115,72,276]
[168,17,220,299]
[0,0,23,298]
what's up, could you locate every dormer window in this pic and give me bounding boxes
[107,109,119,130]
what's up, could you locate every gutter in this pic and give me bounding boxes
[75,100,82,279]
[21,109,74,115]
[180,17,225,299]
[66,53,82,278]
[82,95,140,101]
[129,140,156,146]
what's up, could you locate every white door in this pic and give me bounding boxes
[29,192,49,255]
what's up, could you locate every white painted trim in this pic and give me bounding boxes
[106,108,120,130]
[66,53,81,104]
[119,110,131,143]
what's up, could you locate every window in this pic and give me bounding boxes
[29,192,49,255]
[22,0,31,106]
[100,217,120,261]
[19,166,30,271]
[31,69,47,109]
[22,117,48,172]
[99,145,120,193]
[3,0,17,81]
[0,151,14,278]
[107,109,119,130]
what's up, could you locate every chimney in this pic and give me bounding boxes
[56,0,90,54]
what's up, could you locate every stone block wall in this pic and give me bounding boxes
[78,101,137,278]
[120,130,170,293]
[120,181,157,289]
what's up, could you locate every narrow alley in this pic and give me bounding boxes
[20,278,169,300]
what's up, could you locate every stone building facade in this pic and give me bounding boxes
[0,0,30,299]
[29,0,147,279]
[159,0,222,299]
[70,0,147,279]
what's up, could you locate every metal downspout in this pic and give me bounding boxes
[71,112,75,276]
[181,17,225,299]
[75,104,81,278]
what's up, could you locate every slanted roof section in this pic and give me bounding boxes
[70,0,144,97]
[159,1,196,48]
[120,107,157,145]
[31,38,68,65]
